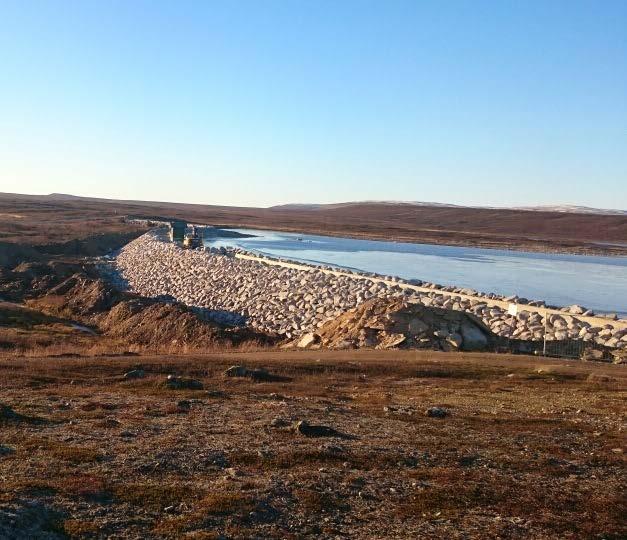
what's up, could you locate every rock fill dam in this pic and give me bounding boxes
[110,230,627,352]
[205,227,627,317]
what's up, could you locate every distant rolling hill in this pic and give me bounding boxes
[271,201,462,211]
[272,200,626,216]
[1,192,626,254]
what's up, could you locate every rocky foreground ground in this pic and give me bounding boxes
[111,232,627,352]
[0,351,625,539]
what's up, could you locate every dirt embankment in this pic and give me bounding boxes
[24,272,278,353]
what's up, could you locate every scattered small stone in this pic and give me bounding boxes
[165,375,203,390]
[0,445,15,456]
[269,417,289,428]
[225,467,241,477]
[224,365,248,377]
[0,404,19,420]
[223,365,287,382]
[426,407,449,418]
[293,420,345,438]
[206,390,228,398]
[384,405,414,416]
[176,400,192,411]
[124,368,145,379]
[349,476,366,488]
[247,368,273,381]
[319,443,345,455]
[459,454,479,467]
[586,373,615,384]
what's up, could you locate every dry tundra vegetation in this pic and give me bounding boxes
[0,351,625,539]
[0,193,626,538]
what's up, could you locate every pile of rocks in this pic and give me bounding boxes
[109,231,627,350]
[293,298,492,351]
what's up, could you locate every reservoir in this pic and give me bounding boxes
[204,228,627,316]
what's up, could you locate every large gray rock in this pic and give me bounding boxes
[460,321,488,351]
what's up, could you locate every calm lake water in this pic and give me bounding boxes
[204,228,627,315]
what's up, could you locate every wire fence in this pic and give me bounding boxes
[491,335,588,360]
[542,338,586,359]
[488,305,610,360]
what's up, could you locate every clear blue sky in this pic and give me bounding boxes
[1,1,626,208]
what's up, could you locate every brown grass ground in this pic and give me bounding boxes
[1,349,625,538]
